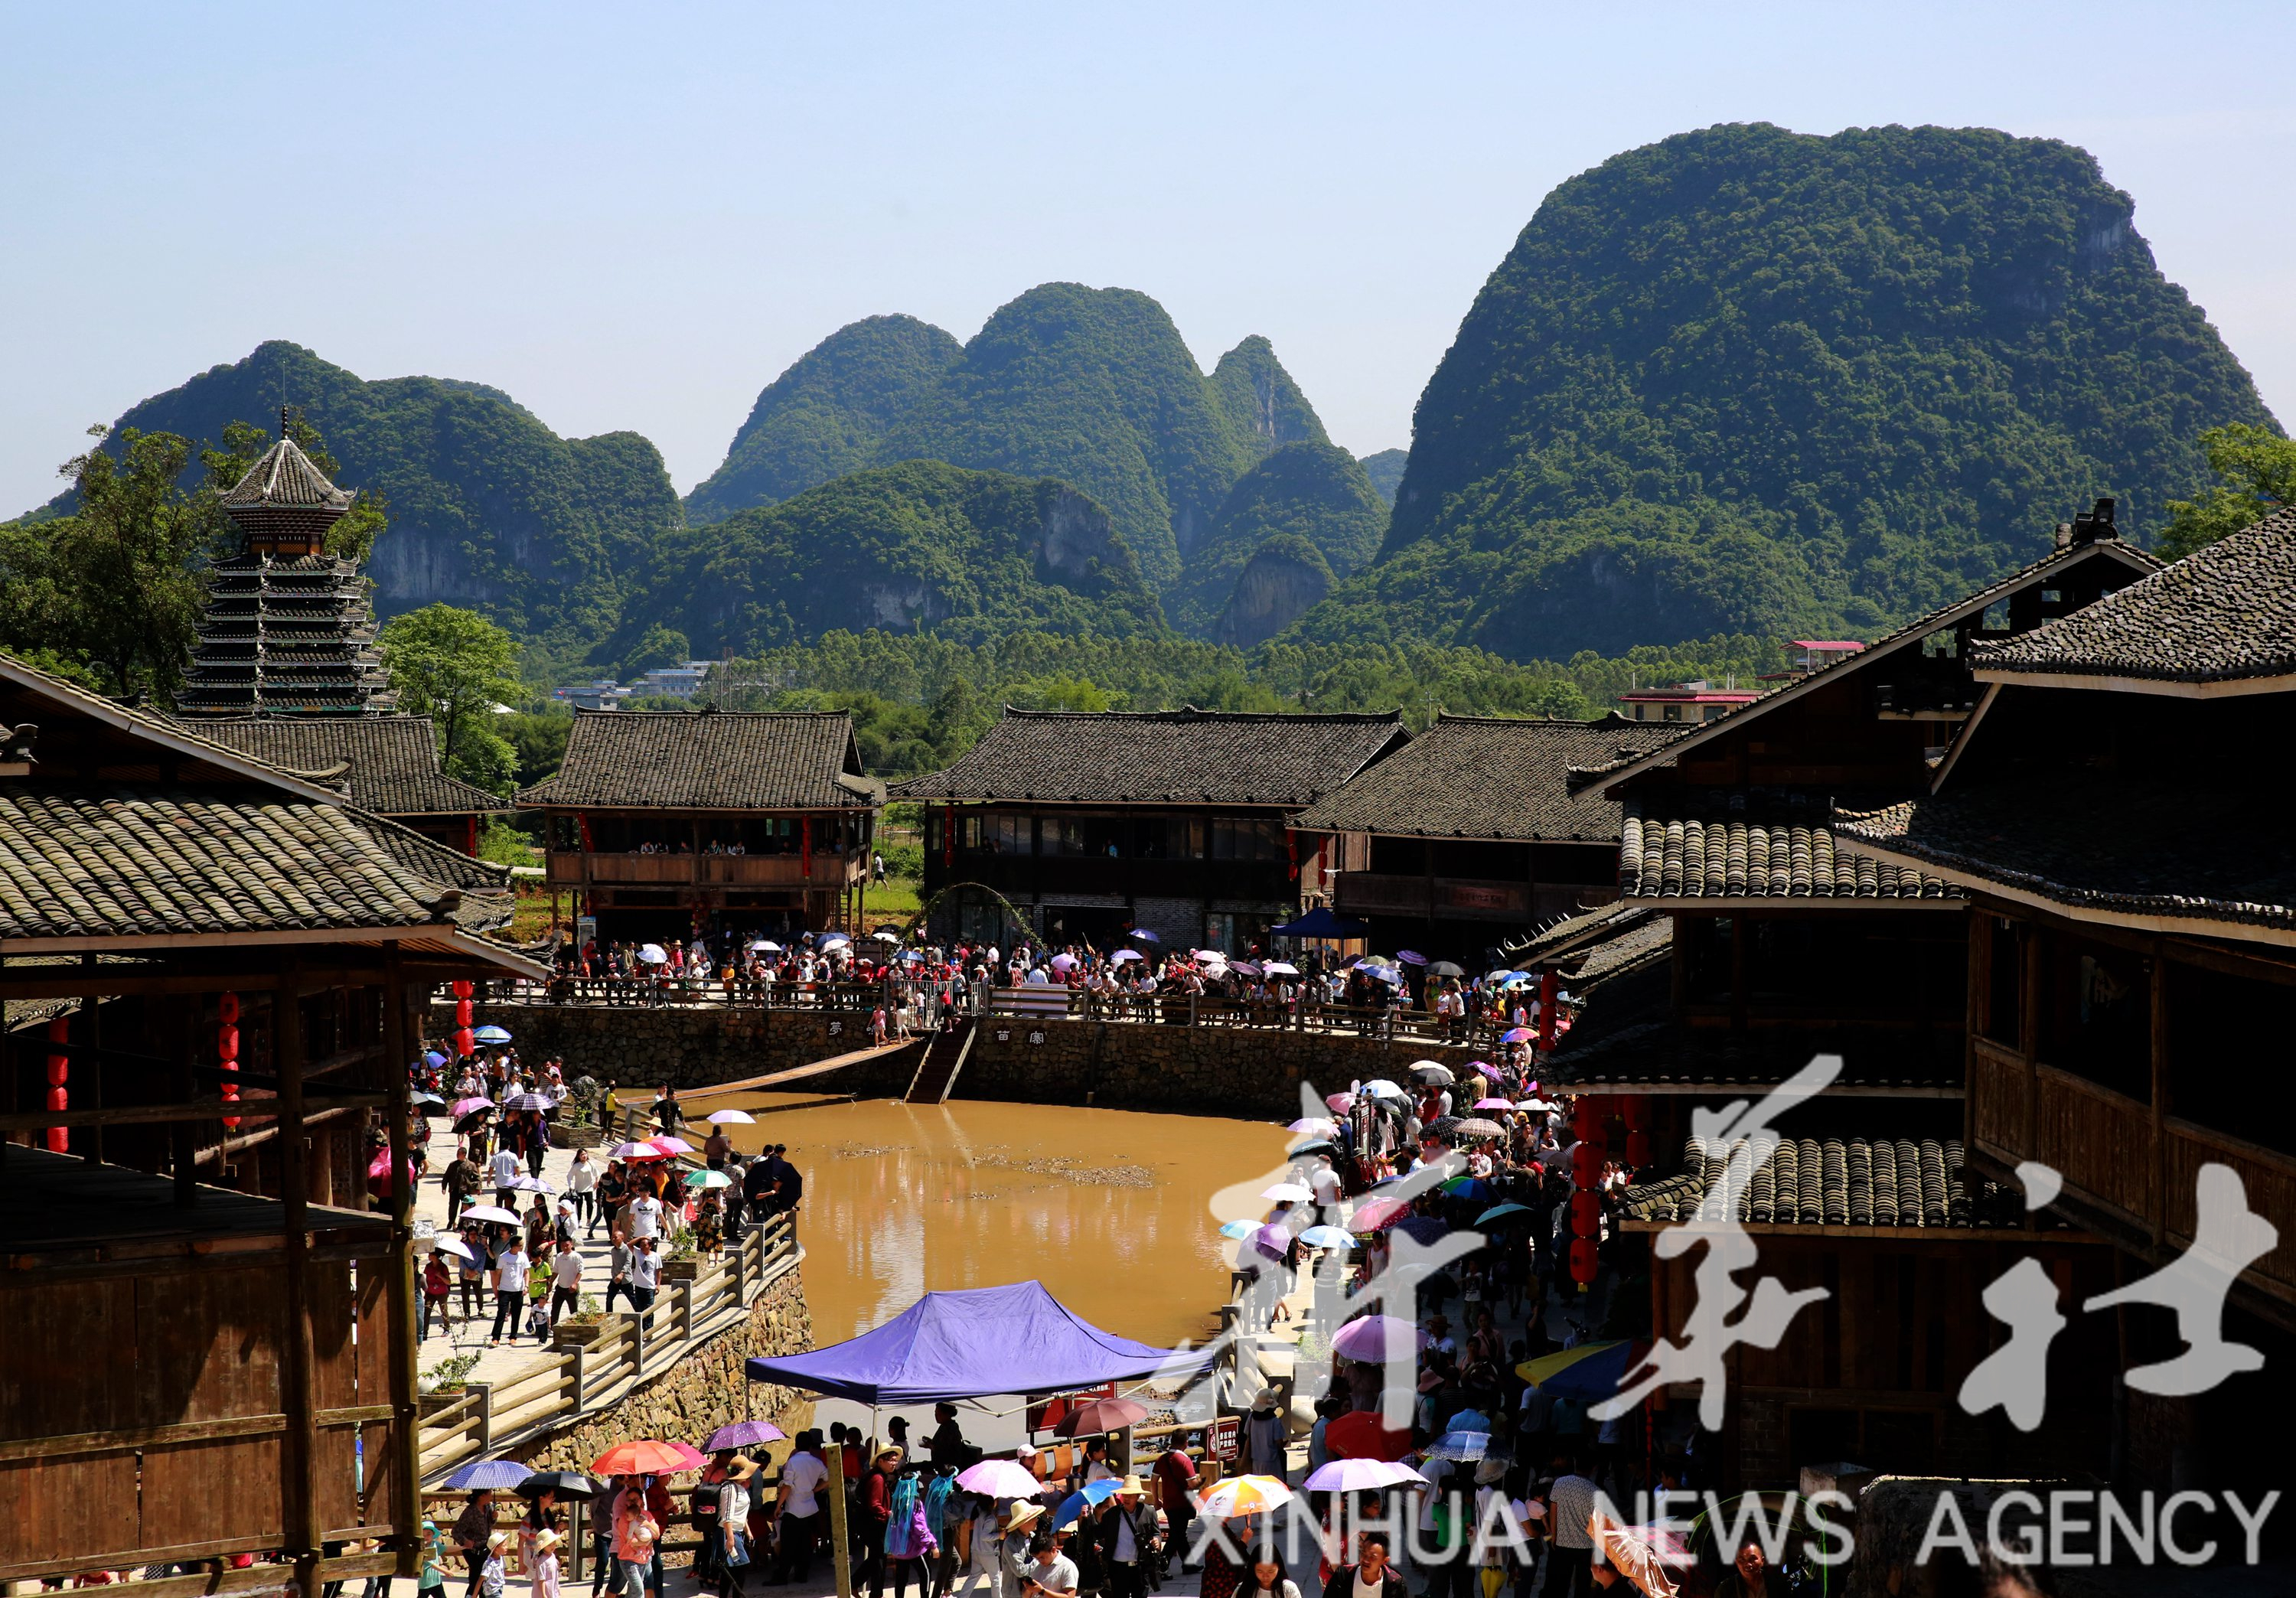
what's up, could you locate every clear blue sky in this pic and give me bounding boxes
[5,2,2292,515]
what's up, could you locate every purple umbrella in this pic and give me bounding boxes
[1251,1222,1293,1260]
[1396,951,1428,966]
[704,1420,788,1452]
[1331,1314,1430,1363]
[1501,1027,1534,1043]
[1469,1061,1504,1079]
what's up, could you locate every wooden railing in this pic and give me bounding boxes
[416,1211,797,1483]
[2164,1117,2296,1297]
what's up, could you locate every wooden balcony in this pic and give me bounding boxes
[1333,872,1532,921]
[543,851,863,889]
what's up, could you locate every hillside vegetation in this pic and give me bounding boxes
[29,341,682,658]
[1164,441,1388,641]
[1295,122,2275,659]
[613,459,1163,660]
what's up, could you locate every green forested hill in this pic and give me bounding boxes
[1293,122,2275,659]
[689,285,1329,598]
[683,315,963,523]
[1165,441,1387,639]
[36,341,682,651]
[614,459,1164,660]
[1358,449,1408,507]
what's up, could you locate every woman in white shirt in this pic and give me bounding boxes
[567,1150,599,1229]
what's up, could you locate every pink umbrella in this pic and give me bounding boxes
[1349,1195,1411,1232]
[1474,1097,1514,1111]
[1469,1061,1503,1079]
[648,1136,695,1156]
[1332,1315,1430,1363]
[1501,1027,1534,1043]
[1325,1092,1357,1113]
[609,1141,666,1160]
[452,1097,493,1119]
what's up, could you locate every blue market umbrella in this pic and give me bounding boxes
[444,1458,533,1491]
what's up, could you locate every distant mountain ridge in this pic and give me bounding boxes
[686,284,1338,598]
[1292,122,2277,660]
[34,340,681,650]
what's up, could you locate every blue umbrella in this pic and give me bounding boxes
[1393,1215,1450,1244]
[1476,1203,1535,1227]
[1298,1225,1356,1250]
[1053,1479,1124,1528]
[444,1458,533,1490]
[1424,1430,1490,1463]
[423,1051,448,1067]
[1127,928,1160,944]
[1218,1219,1256,1240]
[473,1026,513,1045]
[1448,1409,1492,1432]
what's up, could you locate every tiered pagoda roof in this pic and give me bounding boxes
[177,419,396,718]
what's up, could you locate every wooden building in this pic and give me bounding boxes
[1836,506,2296,1486]
[174,422,396,718]
[1287,713,1678,964]
[896,709,1407,951]
[1537,515,2161,1487]
[519,709,882,944]
[186,716,510,853]
[0,650,540,1589]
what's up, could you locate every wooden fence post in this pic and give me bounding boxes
[824,1443,853,1598]
[570,1345,586,1417]
[472,1382,493,1458]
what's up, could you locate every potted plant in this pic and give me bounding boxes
[661,1227,702,1282]
[552,1293,608,1347]
[417,1353,481,1414]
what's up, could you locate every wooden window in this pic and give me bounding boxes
[2036,930,2151,1101]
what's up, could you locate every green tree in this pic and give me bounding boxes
[501,706,575,789]
[0,426,206,702]
[381,605,525,794]
[620,624,692,680]
[2158,422,2296,559]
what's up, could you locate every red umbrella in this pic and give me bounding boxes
[1052,1397,1150,1437]
[592,1440,698,1476]
[1323,1410,1414,1461]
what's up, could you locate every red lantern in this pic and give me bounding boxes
[1626,1129,1652,1168]
[44,1016,68,1153]
[455,1028,476,1057]
[455,997,474,1029]
[1573,1097,1604,1142]
[218,993,240,1026]
[1621,1094,1650,1132]
[1570,1190,1601,1237]
[1570,1140,1603,1186]
[452,980,474,1000]
[217,1000,241,1130]
[1570,1237,1600,1285]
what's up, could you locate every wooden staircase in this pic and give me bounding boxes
[904,1019,977,1104]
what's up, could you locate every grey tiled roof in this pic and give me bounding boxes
[1973,507,2296,683]
[0,784,464,941]
[1619,790,1957,901]
[1619,1133,2024,1230]
[1587,537,2161,794]
[1545,1006,1967,1094]
[1511,901,1649,965]
[1836,779,2296,934]
[1290,713,1674,840]
[520,710,877,811]
[892,709,1407,806]
[178,716,506,816]
[220,435,355,527]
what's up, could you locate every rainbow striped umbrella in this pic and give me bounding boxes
[1196,1474,1294,1518]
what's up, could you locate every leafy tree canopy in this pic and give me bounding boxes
[1166,442,1387,638]
[2158,422,2296,559]
[380,604,526,794]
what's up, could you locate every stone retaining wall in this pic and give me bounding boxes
[447,999,1489,1120]
[524,1265,817,1473]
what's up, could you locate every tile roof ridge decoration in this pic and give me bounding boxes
[1617,785,1961,902]
[1969,505,2296,688]
[0,649,364,808]
[1587,538,2164,798]
[219,433,354,521]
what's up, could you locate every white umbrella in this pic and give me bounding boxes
[1262,1182,1314,1203]
[1261,960,1299,976]
[458,1205,521,1226]
[871,931,902,943]
[638,944,669,964]
[510,1175,555,1194]
[818,934,851,949]
[1302,1458,1426,1492]
[429,1235,478,1261]
[1110,949,1143,964]
[706,1108,756,1125]
[1362,1079,1411,1101]
[749,940,781,953]
[1409,1061,1456,1084]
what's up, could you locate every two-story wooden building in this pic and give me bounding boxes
[1287,713,1679,964]
[0,649,540,1591]
[895,709,1407,951]
[1543,510,2161,1486]
[1836,507,2296,1489]
[187,715,510,854]
[518,709,881,945]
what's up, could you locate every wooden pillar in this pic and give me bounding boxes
[173,996,199,1208]
[383,953,422,1574]
[823,1442,853,1598]
[2148,944,2168,1245]
[82,974,104,1165]
[275,970,322,1593]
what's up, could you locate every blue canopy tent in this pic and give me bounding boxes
[1269,906,1369,939]
[745,1280,1206,1405]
